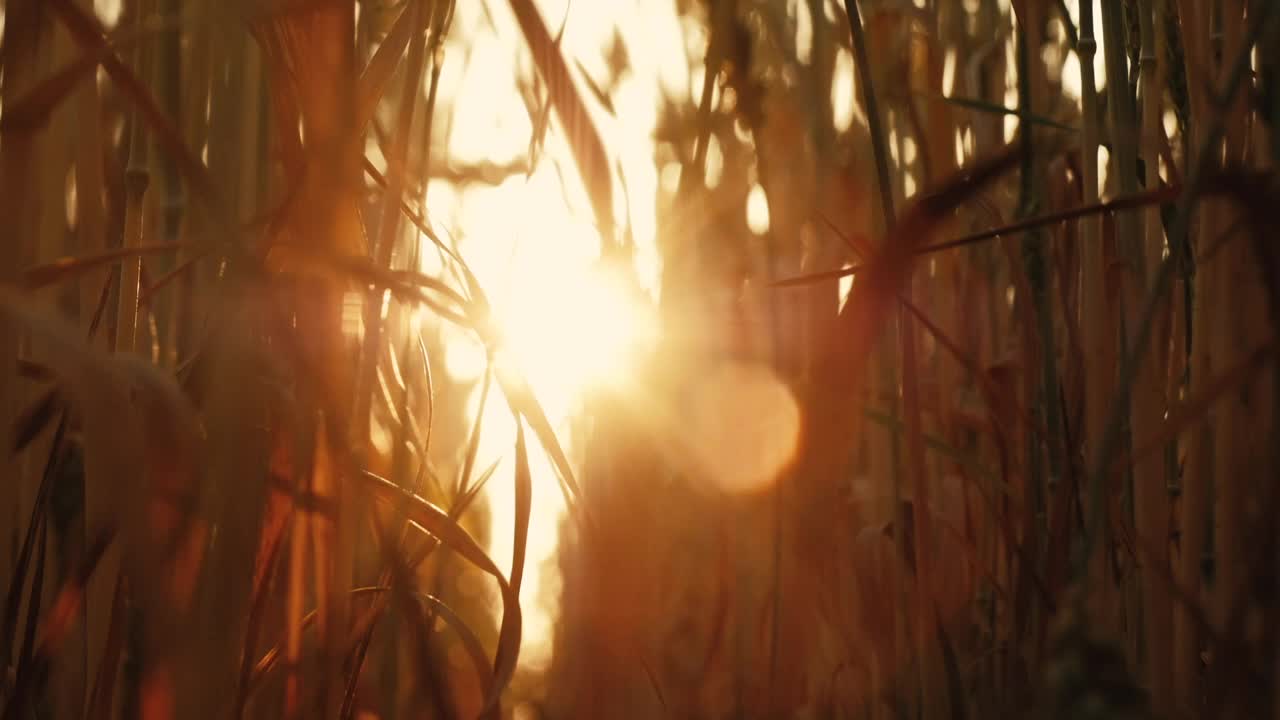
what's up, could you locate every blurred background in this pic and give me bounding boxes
[2,0,1278,718]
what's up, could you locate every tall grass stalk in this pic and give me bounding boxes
[1137,1,1174,709]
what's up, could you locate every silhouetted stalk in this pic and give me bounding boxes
[1014,2,1062,676]
[1082,0,1273,609]
[0,0,46,615]
[1076,0,1120,637]
[1099,0,1149,670]
[70,0,106,338]
[844,2,941,717]
[1210,0,1254,645]
[1136,1,1174,709]
[1172,0,1212,707]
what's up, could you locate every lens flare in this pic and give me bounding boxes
[686,363,801,494]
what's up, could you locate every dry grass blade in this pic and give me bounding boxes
[822,142,1024,392]
[510,417,532,595]
[357,470,522,713]
[527,9,570,171]
[506,0,616,249]
[457,365,494,499]
[232,494,291,717]
[412,590,496,714]
[362,157,466,267]
[774,185,1180,288]
[353,586,497,709]
[20,243,188,290]
[450,458,503,529]
[916,91,1078,132]
[0,36,140,132]
[354,0,417,134]
[138,251,210,306]
[495,365,583,515]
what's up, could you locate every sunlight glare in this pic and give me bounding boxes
[493,260,655,410]
[432,0,674,676]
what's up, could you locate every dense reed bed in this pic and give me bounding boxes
[1,0,1278,718]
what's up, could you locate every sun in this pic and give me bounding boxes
[445,165,655,417]
[493,258,653,402]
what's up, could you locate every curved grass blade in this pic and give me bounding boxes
[362,156,466,267]
[526,2,569,173]
[0,37,137,132]
[574,58,615,115]
[357,470,522,713]
[407,590,496,710]
[457,364,494,499]
[495,365,582,515]
[510,418,531,595]
[138,251,210,305]
[507,0,616,249]
[21,243,188,290]
[355,0,417,134]
[454,457,502,523]
[773,184,1181,288]
[247,584,498,712]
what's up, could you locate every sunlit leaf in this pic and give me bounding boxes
[495,365,583,513]
[510,417,532,594]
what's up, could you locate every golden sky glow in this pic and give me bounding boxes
[422,0,685,672]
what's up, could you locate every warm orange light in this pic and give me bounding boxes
[423,0,678,675]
